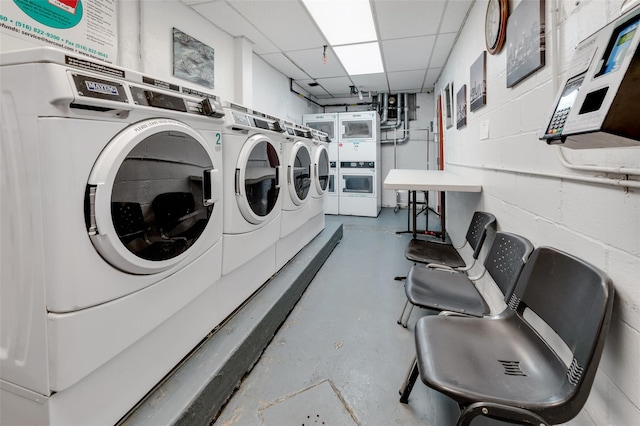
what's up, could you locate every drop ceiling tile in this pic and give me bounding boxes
[193,2,278,54]
[350,73,388,94]
[260,52,310,80]
[374,0,446,39]
[286,48,346,79]
[424,67,442,89]
[314,76,355,97]
[230,0,326,51]
[293,79,331,97]
[439,0,474,34]
[430,32,457,68]
[382,35,435,72]
[388,70,426,92]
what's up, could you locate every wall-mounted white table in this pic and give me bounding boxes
[383,169,482,241]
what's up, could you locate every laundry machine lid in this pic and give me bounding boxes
[314,144,330,194]
[235,134,281,225]
[86,118,220,274]
[287,141,311,206]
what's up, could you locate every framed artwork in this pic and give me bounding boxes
[506,0,546,88]
[443,82,454,129]
[470,51,487,111]
[173,28,215,89]
[456,85,467,129]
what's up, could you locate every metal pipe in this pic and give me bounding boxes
[381,93,410,144]
[557,146,640,176]
[447,161,640,189]
[381,94,403,130]
[289,78,325,109]
[379,93,389,124]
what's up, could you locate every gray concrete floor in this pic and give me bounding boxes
[215,208,461,426]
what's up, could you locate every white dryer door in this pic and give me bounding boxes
[86,118,220,274]
[313,144,330,195]
[287,141,311,206]
[235,134,282,224]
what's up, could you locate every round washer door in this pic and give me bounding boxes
[86,118,220,275]
[287,141,311,206]
[236,134,282,224]
[314,144,330,195]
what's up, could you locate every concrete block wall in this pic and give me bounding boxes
[436,1,640,424]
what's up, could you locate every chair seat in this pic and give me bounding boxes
[414,314,569,411]
[404,239,466,268]
[405,266,489,317]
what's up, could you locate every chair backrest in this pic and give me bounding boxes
[509,246,615,423]
[465,211,496,259]
[483,232,534,302]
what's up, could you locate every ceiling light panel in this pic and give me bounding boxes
[302,0,377,45]
[333,42,384,75]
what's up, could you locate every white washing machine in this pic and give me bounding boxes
[303,113,339,214]
[306,128,330,243]
[280,120,313,236]
[275,121,314,269]
[310,128,331,214]
[220,102,283,280]
[1,47,226,425]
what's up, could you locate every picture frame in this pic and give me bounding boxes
[506,0,546,88]
[443,82,454,129]
[456,85,467,129]
[470,51,487,111]
[172,28,215,89]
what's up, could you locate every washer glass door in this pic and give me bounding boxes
[289,141,311,205]
[86,119,219,274]
[314,145,330,194]
[236,134,281,224]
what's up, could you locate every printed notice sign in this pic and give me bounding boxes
[0,0,117,63]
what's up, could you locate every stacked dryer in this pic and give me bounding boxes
[1,47,227,426]
[302,113,339,214]
[338,111,381,217]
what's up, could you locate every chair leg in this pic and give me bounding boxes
[397,300,410,325]
[402,305,414,328]
[399,357,419,404]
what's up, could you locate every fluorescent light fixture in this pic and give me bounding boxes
[302,0,377,45]
[333,42,384,75]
